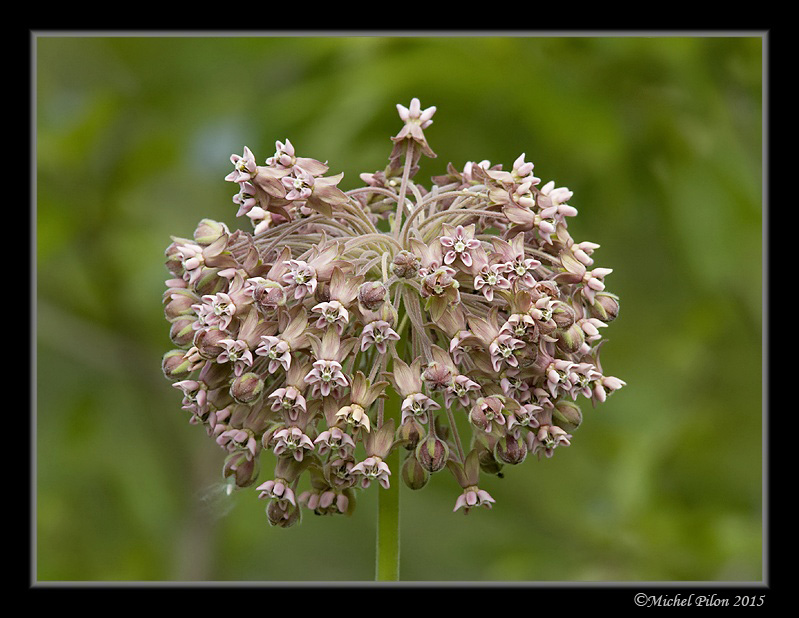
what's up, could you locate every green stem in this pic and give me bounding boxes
[376,441,400,581]
[375,367,402,581]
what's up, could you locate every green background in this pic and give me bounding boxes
[35,34,764,582]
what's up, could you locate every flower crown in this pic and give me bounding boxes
[162,97,625,527]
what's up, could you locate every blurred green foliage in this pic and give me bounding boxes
[35,34,763,582]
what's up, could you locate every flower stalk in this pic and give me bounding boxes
[376,391,401,581]
[161,97,625,579]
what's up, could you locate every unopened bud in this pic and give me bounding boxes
[398,418,425,450]
[193,218,229,246]
[250,279,286,310]
[163,288,197,320]
[415,433,449,473]
[314,280,331,303]
[589,292,620,323]
[556,322,585,354]
[164,239,191,277]
[401,454,430,490]
[194,327,228,360]
[358,281,387,311]
[550,301,576,329]
[162,349,191,380]
[552,400,583,431]
[169,316,196,347]
[193,268,228,296]
[392,250,420,278]
[468,404,490,433]
[266,499,301,528]
[494,434,528,465]
[477,446,504,477]
[223,450,260,488]
[230,372,265,404]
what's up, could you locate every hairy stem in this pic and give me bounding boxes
[391,141,415,240]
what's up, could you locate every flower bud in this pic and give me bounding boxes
[163,288,197,320]
[164,241,188,277]
[398,418,425,450]
[392,250,420,278]
[250,279,286,311]
[550,301,576,329]
[401,454,430,490]
[194,327,228,360]
[415,433,449,473]
[556,322,585,354]
[477,445,504,477]
[358,281,387,311]
[193,218,229,246]
[230,372,265,404]
[162,349,191,380]
[200,361,233,390]
[169,316,196,347]
[314,280,331,303]
[552,399,583,431]
[589,292,620,323]
[494,434,528,465]
[266,499,301,528]
[223,450,261,488]
[193,268,228,296]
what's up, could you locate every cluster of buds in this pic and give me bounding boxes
[162,97,624,526]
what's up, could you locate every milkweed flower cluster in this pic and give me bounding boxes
[162,97,624,526]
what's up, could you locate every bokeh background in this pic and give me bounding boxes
[35,34,764,583]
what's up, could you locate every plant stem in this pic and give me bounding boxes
[376,441,400,581]
[391,141,415,240]
[375,372,402,581]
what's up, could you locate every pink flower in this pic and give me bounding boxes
[270,427,315,461]
[473,263,511,302]
[268,386,307,422]
[255,336,292,374]
[591,374,626,404]
[312,300,350,334]
[194,292,237,331]
[233,181,258,217]
[469,396,509,434]
[453,486,495,513]
[360,320,400,355]
[500,368,532,403]
[335,403,371,432]
[216,427,258,458]
[305,359,349,397]
[538,180,577,218]
[351,456,392,489]
[225,146,257,184]
[390,97,437,161]
[257,478,296,507]
[266,139,296,168]
[400,392,440,425]
[162,96,624,526]
[507,402,543,438]
[444,374,481,409]
[528,425,572,459]
[440,223,481,268]
[216,338,254,376]
[282,260,317,300]
[546,359,577,398]
[172,379,208,418]
[282,167,315,201]
[488,333,526,373]
[314,427,356,458]
[396,97,436,129]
